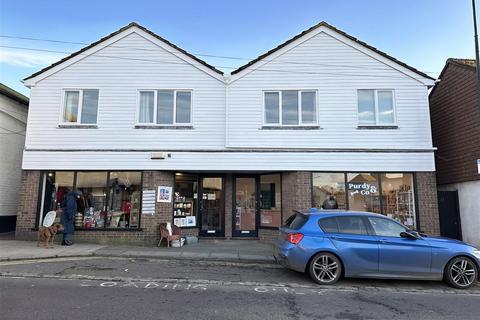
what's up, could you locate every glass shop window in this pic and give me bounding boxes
[39,171,74,226]
[173,173,198,228]
[347,173,381,213]
[106,172,142,229]
[312,173,346,209]
[76,172,108,229]
[380,173,416,228]
[260,174,282,228]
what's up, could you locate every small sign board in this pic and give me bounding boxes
[477,159,480,174]
[157,186,172,203]
[142,190,156,215]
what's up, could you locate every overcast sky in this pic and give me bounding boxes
[0,0,476,96]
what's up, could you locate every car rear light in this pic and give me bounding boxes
[285,233,304,245]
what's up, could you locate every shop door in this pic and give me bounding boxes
[233,176,258,237]
[199,176,225,237]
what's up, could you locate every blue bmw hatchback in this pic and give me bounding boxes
[274,210,480,289]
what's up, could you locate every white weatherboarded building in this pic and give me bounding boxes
[16,22,439,244]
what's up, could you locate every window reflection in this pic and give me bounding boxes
[312,173,346,209]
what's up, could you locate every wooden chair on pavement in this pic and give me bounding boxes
[158,223,181,247]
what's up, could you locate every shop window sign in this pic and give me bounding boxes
[348,182,378,196]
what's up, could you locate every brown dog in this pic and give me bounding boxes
[37,223,64,248]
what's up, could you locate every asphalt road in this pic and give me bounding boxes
[1,257,479,320]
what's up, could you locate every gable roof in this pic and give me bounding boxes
[23,22,223,82]
[429,58,476,97]
[0,83,29,106]
[230,21,435,81]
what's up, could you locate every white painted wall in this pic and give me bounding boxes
[439,181,480,248]
[0,95,28,217]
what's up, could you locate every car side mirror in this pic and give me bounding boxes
[400,231,421,240]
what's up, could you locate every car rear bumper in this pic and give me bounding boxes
[273,242,308,273]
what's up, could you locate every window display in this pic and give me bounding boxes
[76,172,108,229]
[173,173,198,228]
[260,174,282,228]
[38,171,143,230]
[107,172,142,228]
[312,173,346,209]
[380,173,416,227]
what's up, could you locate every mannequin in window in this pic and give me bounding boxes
[322,195,339,209]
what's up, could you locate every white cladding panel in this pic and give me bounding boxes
[22,150,435,172]
[227,31,433,149]
[25,32,226,150]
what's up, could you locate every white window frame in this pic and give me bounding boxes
[59,89,99,126]
[262,90,318,126]
[356,89,396,126]
[136,89,193,126]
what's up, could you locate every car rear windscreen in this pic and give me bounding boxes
[285,213,308,230]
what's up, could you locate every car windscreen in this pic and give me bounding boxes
[284,213,308,230]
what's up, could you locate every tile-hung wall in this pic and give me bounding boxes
[312,172,417,229]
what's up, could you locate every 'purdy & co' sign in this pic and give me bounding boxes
[349,183,378,196]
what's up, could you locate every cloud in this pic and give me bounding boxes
[0,49,65,68]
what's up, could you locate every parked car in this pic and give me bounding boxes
[274,210,480,289]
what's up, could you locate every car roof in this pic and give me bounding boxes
[295,209,384,218]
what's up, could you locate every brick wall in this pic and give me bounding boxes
[429,60,480,185]
[259,229,277,242]
[15,170,41,240]
[416,172,440,235]
[281,171,312,223]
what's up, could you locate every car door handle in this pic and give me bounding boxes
[379,239,387,243]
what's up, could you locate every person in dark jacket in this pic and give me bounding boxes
[322,195,339,209]
[60,189,79,246]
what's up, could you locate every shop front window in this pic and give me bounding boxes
[39,171,74,226]
[380,173,416,228]
[76,172,108,229]
[173,173,198,228]
[107,172,142,228]
[312,173,346,209]
[38,171,143,230]
[260,174,282,228]
[347,173,381,213]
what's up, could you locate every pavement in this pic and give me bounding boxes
[0,239,275,263]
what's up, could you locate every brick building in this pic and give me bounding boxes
[16,22,439,244]
[429,58,480,247]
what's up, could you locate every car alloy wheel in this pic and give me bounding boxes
[309,253,342,285]
[446,257,478,289]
